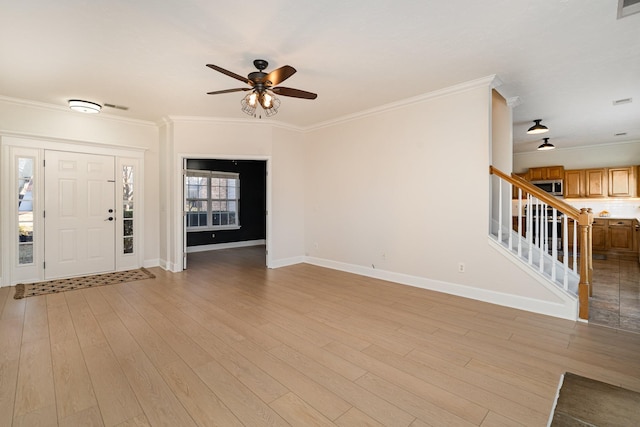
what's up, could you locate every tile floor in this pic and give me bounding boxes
[589,254,640,334]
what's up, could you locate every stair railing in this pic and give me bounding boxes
[489,166,593,319]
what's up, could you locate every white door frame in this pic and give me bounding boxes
[1,133,146,286]
[174,153,272,272]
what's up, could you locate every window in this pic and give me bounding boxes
[17,157,34,264]
[185,170,240,230]
[122,165,134,254]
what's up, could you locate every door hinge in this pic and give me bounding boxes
[43,261,46,269]
[43,210,46,218]
[43,159,46,167]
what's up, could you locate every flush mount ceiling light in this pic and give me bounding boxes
[68,99,102,114]
[537,137,555,151]
[527,119,549,134]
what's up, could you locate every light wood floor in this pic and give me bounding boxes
[2,246,640,426]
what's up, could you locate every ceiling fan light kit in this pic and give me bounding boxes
[207,59,317,118]
[68,99,102,114]
[241,90,281,117]
[527,119,549,134]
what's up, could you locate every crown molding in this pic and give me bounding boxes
[514,138,640,155]
[165,115,305,132]
[0,95,157,127]
[2,74,502,134]
[305,75,501,132]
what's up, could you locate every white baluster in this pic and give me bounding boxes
[573,219,578,272]
[517,188,523,257]
[551,208,557,281]
[563,215,569,290]
[498,178,503,244]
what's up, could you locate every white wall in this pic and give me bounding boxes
[0,98,160,280]
[165,118,306,270]
[303,81,569,317]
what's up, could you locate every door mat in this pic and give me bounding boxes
[549,372,640,426]
[14,268,155,299]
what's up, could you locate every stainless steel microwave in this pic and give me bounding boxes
[531,179,563,196]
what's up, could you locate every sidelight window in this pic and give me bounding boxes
[122,165,134,254]
[17,157,34,264]
[185,170,240,230]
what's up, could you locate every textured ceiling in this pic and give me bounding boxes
[0,0,638,153]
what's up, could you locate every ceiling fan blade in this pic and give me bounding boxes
[206,64,250,84]
[207,88,251,95]
[265,65,296,86]
[272,87,317,99]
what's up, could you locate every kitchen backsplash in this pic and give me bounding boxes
[565,199,640,220]
[510,198,640,221]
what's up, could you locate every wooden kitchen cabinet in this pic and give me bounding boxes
[570,218,639,258]
[608,166,636,197]
[566,219,604,252]
[591,218,607,251]
[564,170,585,198]
[528,166,564,181]
[608,219,634,252]
[585,168,608,198]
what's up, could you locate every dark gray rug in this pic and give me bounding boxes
[550,372,640,426]
[14,268,155,299]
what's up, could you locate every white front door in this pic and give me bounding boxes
[44,151,116,279]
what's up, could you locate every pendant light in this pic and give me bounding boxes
[537,137,555,151]
[527,119,549,134]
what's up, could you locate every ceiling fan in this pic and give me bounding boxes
[206,59,317,117]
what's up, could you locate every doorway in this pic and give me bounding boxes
[2,135,146,286]
[44,151,116,279]
[181,157,269,270]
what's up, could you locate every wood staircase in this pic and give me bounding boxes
[489,166,594,319]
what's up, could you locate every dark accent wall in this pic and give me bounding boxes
[186,159,266,247]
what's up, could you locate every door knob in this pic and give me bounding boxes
[108,209,114,213]
[105,217,114,221]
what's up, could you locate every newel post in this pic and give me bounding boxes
[578,208,594,320]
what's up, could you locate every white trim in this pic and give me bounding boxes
[0,135,146,286]
[186,239,265,253]
[487,238,579,303]
[301,254,578,321]
[514,138,640,155]
[1,133,146,157]
[174,154,272,272]
[166,115,304,133]
[0,95,157,128]
[306,75,500,132]
[269,256,306,269]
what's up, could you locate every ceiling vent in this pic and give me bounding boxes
[104,103,129,111]
[618,0,640,18]
[613,98,633,106]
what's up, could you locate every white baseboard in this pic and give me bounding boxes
[303,256,577,321]
[268,256,305,269]
[186,239,266,253]
[143,259,160,269]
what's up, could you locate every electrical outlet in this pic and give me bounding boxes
[458,262,465,273]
